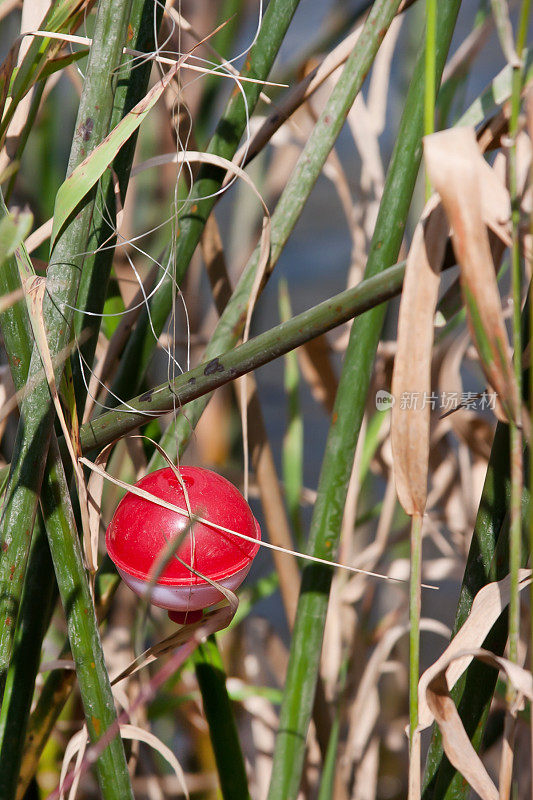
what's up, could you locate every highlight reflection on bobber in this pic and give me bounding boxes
[106,466,261,624]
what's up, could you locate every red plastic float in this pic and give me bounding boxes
[106,466,261,624]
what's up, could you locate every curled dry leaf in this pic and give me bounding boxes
[411,571,530,799]
[346,619,450,766]
[426,648,533,800]
[391,197,448,515]
[59,723,189,800]
[418,569,531,731]
[424,128,521,432]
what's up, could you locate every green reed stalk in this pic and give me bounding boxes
[425,0,437,197]
[0,227,59,800]
[73,261,405,456]
[72,0,164,412]
[503,1,529,795]
[0,233,133,800]
[193,638,251,800]
[410,512,423,751]
[0,0,134,699]
[266,3,460,797]
[0,4,162,795]
[508,0,530,671]
[423,296,530,798]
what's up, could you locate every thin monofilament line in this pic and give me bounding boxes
[79,456,438,590]
[26,31,285,88]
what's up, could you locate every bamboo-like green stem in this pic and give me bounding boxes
[422,294,530,800]
[42,437,133,800]
[0,225,133,798]
[76,261,406,454]
[424,0,437,197]
[504,6,530,796]
[193,638,251,800]
[508,0,530,670]
[0,0,133,698]
[0,4,161,795]
[0,260,409,492]
[0,5,162,796]
[0,255,133,798]
[279,280,304,548]
[316,655,349,800]
[266,3,460,798]
[17,555,123,799]
[0,231,60,800]
[90,0,411,465]
[0,517,56,800]
[72,0,163,413]
[196,0,245,139]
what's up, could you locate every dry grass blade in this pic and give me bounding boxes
[391,197,448,516]
[117,726,189,799]
[24,216,52,253]
[490,0,521,68]
[18,274,94,571]
[111,604,235,685]
[60,723,190,800]
[426,647,533,800]
[59,727,86,800]
[86,441,114,575]
[346,619,450,765]
[424,127,522,432]
[417,569,531,730]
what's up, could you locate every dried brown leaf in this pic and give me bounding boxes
[20,274,94,570]
[391,198,448,515]
[424,128,521,432]
[426,648,533,800]
[418,569,531,730]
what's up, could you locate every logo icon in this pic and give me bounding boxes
[375,390,394,411]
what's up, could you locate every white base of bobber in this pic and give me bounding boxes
[117,564,252,614]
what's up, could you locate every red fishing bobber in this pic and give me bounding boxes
[106,466,261,624]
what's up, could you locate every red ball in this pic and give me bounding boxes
[106,466,261,622]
